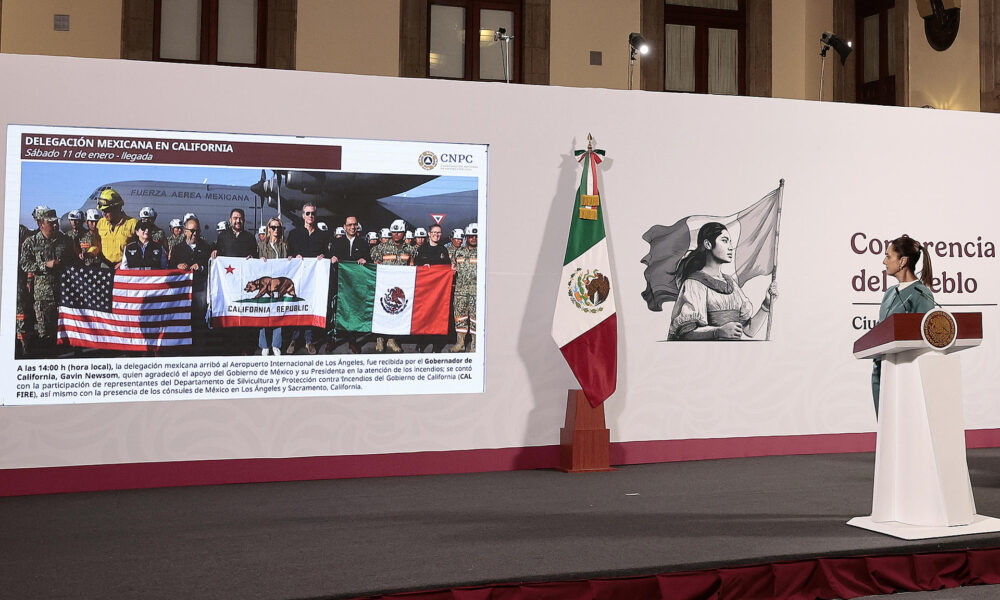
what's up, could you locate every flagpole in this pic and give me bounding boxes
[765,178,784,341]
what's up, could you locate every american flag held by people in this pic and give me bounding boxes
[58,266,194,351]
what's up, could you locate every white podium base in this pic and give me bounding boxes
[847,515,1000,540]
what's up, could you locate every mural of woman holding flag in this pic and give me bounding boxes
[667,222,777,340]
[641,180,784,341]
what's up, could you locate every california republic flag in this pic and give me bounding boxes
[551,137,617,407]
[208,257,330,327]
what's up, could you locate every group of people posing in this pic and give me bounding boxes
[254,203,479,357]
[17,188,479,358]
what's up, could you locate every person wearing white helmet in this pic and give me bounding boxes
[449,222,479,353]
[335,226,346,238]
[379,228,390,244]
[78,209,104,268]
[317,222,329,232]
[258,225,267,243]
[216,221,228,232]
[138,206,169,250]
[414,227,428,248]
[369,219,413,352]
[367,231,378,246]
[405,230,414,246]
[168,218,184,252]
[66,209,86,245]
[451,228,464,249]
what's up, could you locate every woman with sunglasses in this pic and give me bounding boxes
[257,217,289,356]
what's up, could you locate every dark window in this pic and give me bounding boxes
[428,0,522,82]
[856,0,896,105]
[153,0,267,67]
[664,0,745,95]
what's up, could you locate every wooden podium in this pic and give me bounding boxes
[849,311,1000,539]
[558,390,614,473]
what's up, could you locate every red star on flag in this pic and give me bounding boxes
[225,265,235,274]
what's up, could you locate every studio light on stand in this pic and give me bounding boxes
[494,27,515,84]
[628,32,649,90]
[818,31,852,101]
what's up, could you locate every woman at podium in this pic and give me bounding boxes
[668,222,776,340]
[871,235,936,414]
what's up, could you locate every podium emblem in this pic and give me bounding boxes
[921,309,958,350]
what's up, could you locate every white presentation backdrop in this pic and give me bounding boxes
[1,54,998,470]
[2,125,487,404]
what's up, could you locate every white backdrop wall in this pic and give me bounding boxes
[2,54,999,470]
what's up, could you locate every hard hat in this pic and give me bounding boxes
[405,230,413,240]
[317,222,329,231]
[86,209,102,221]
[367,231,378,241]
[258,225,267,235]
[389,219,406,233]
[183,212,197,223]
[380,228,390,238]
[415,227,427,237]
[355,222,363,232]
[139,206,157,220]
[67,210,84,221]
[169,218,182,228]
[217,221,227,231]
[335,226,346,236]
[452,228,464,239]
[465,222,479,236]
[96,188,123,210]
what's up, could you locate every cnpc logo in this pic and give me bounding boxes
[419,151,476,170]
[440,153,475,165]
[418,151,438,170]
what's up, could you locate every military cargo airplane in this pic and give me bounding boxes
[65,170,479,244]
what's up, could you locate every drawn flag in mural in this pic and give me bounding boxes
[208,257,330,328]
[551,137,617,408]
[640,182,784,311]
[58,266,193,350]
[336,263,454,335]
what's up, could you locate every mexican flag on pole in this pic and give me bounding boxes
[336,263,454,335]
[551,137,617,408]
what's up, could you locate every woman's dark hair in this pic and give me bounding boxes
[890,235,933,287]
[675,222,728,284]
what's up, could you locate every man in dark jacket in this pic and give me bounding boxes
[285,203,330,354]
[212,208,259,354]
[327,216,369,353]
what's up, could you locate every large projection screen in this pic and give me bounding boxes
[3,125,487,404]
[1,54,999,472]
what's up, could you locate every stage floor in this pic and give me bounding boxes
[3,449,1000,599]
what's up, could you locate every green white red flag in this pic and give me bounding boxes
[551,139,617,407]
[336,263,454,335]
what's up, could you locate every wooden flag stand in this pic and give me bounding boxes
[558,389,615,473]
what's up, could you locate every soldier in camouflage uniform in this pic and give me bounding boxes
[369,219,414,353]
[449,223,478,352]
[19,208,78,356]
[66,210,86,245]
[79,209,104,267]
[167,218,184,253]
[16,224,35,357]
